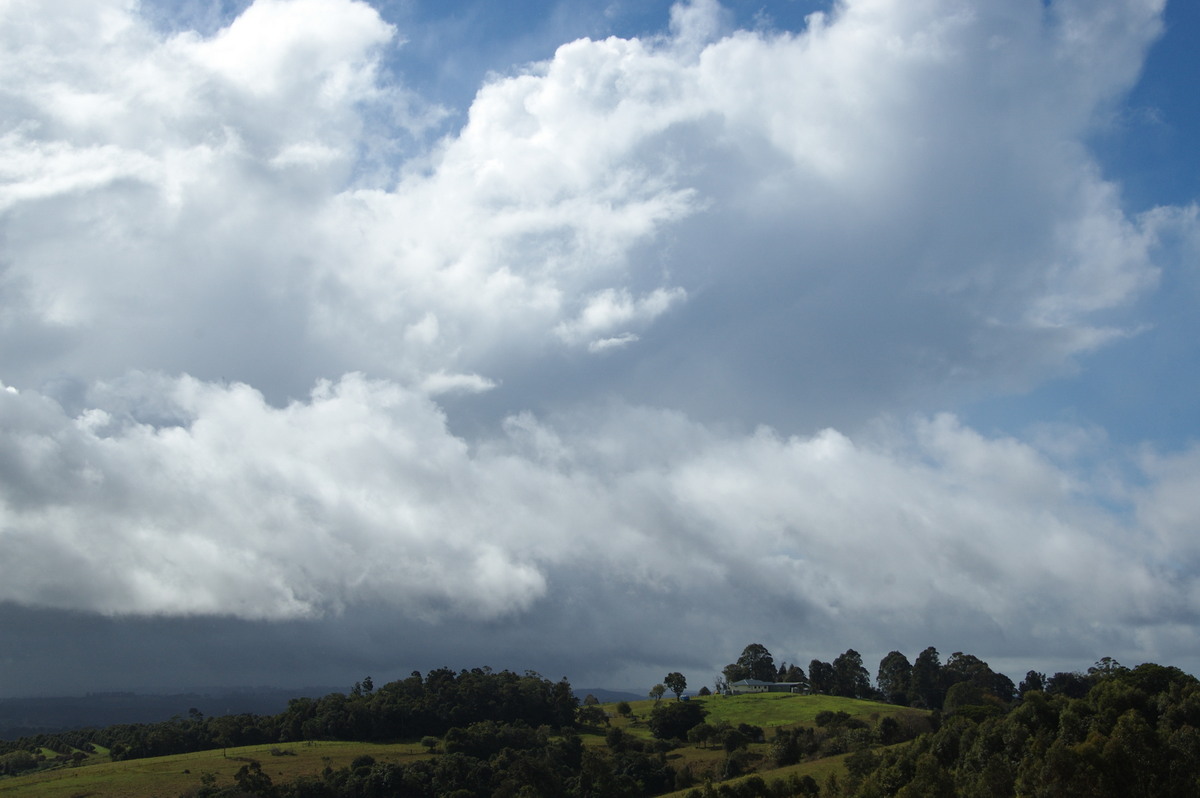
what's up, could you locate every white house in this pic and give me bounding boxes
[728,679,806,695]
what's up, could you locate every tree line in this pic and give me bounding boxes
[841,659,1200,797]
[0,669,577,772]
[717,643,1025,710]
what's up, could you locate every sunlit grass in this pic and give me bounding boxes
[0,740,429,798]
[1,695,927,797]
[588,693,928,790]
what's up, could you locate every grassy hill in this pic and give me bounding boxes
[585,693,930,791]
[0,740,429,798]
[0,693,928,797]
[656,751,855,798]
[608,692,926,737]
[671,692,913,730]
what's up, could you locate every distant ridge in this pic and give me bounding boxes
[0,686,339,739]
[571,687,645,704]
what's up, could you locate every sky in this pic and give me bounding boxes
[0,0,1198,698]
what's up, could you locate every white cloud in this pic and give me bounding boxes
[419,370,497,395]
[556,287,686,348]
[0,0,1176,413]
[588,333,639,353]
[0,374,1193,673]
[0,374,548,620]
[1,0,1198,687]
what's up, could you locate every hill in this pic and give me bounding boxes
[0,688,340,739]
[0,691,927,797]
[573,687,646,704]
[611,692,926,732]
[0,740,429,798]
[591,692,931,790]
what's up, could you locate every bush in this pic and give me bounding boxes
[648,700,707,740]
[722,729,749,752]
[0,750,38,776]
[723,749,751,779]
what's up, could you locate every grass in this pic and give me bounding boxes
[658,751,855,798]
[586,693,929,790]
[609,692,925,734]
[690,692,915,729]
[0,740,430,798]
[2,695,928,797]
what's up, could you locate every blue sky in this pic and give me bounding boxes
[0,0,1198,697]
[963,0,1199,449]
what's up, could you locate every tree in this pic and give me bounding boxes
[1019,670,1046,698]
[941,652,988,688]
[722,728,749,752]
[0,751,37,777]
[723,662,749,684]
[727,644,777,683]
[910,646,942,709]
[664,672,687,701]
[808,659,834,694]
[649,684,666,703]
[832,649,872,698]
[1046,671,1090,699]
[770,729,802,766]
[698,685,711,696]
[615,700,632,718]
[1088,657,1127,681]
[781,663,809,689]
[877,651,913,705]
[990,672,1017,704]
[687,722,716,748]
[578,704,608,727]
[233,760,274,797]
[648,700,707,740]
[210,714,240,758]
[942,651,1015,703]
[943,681,986,714]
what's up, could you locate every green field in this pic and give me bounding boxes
[686,692,915,729]
[0,740,429,798]
[588,693,929,788]
[0,694,926,797]
[657,750,855,798]
[611,692,926,735]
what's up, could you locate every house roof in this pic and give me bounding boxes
[730,679,804,687]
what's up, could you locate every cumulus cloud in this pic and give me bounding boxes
[1,0,1199,690]
[555,287,687,349]
[1,0,1174,412]
[0,374,549,620]
[0,373,1193,678]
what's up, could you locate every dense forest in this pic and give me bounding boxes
[845,659,1200,797]
[1,647,1198,797]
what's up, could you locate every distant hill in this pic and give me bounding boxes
[0,686,338,738]
[1,685,646,736]
[571,687,646,704]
